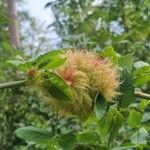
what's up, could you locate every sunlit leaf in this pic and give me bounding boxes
[33,50,66,69]
[44,57,66,69]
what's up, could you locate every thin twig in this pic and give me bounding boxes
[0,80,150,100]
[0,80,26,90]
[134,91,150,100]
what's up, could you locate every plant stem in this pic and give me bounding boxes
[134,91,150,100]
[0,80,150,100]
[0,80,26,90]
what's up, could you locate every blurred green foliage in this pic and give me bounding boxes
[0,2,51,149]
[46,0,150,62]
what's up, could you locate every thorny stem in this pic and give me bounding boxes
[0,80,150,100]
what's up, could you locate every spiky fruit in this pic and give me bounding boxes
[28,50,120,120]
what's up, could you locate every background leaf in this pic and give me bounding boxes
[2,42,16,52]
[98,108,114,136]
[0,14,11,24]
[112,145,136,150]
[119,53,133,72]
[118,69,134,108]
[15,126,53,142]
[109,110,124,143]
[58,133,76,150]
[134,61,149,69]
[7,60,25,67]
[130,127,149,144]
[7,55,29,71]
[77,131,99,145]
[133,66,150,86]
[101,46,118,64]
[128,110,142,128]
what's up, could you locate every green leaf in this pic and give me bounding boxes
[142,112,150,123]
[101,46,118,64]
[16,55,26,62]
[130,127,149,144]
[94,93,108,120]
[33,50,66,69]
[112,145,136,150]
[7,61,29,71]
[7,55,29,71]
[139,99,149,112]
[42,71,73,102]
[0,14,11,24]
[58,133,76,150]
[133,66,150,86]
[98,108,124,141]
[109,110,124,142]
[98,108,115,136]
[2,42,16,52]
[119,53,133,72]
[44,57,66,69]
[118,69,134,108]
[15,126,53,142]
[77,131,99,144]
[128,110,142,128]
[7,60,25,67]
